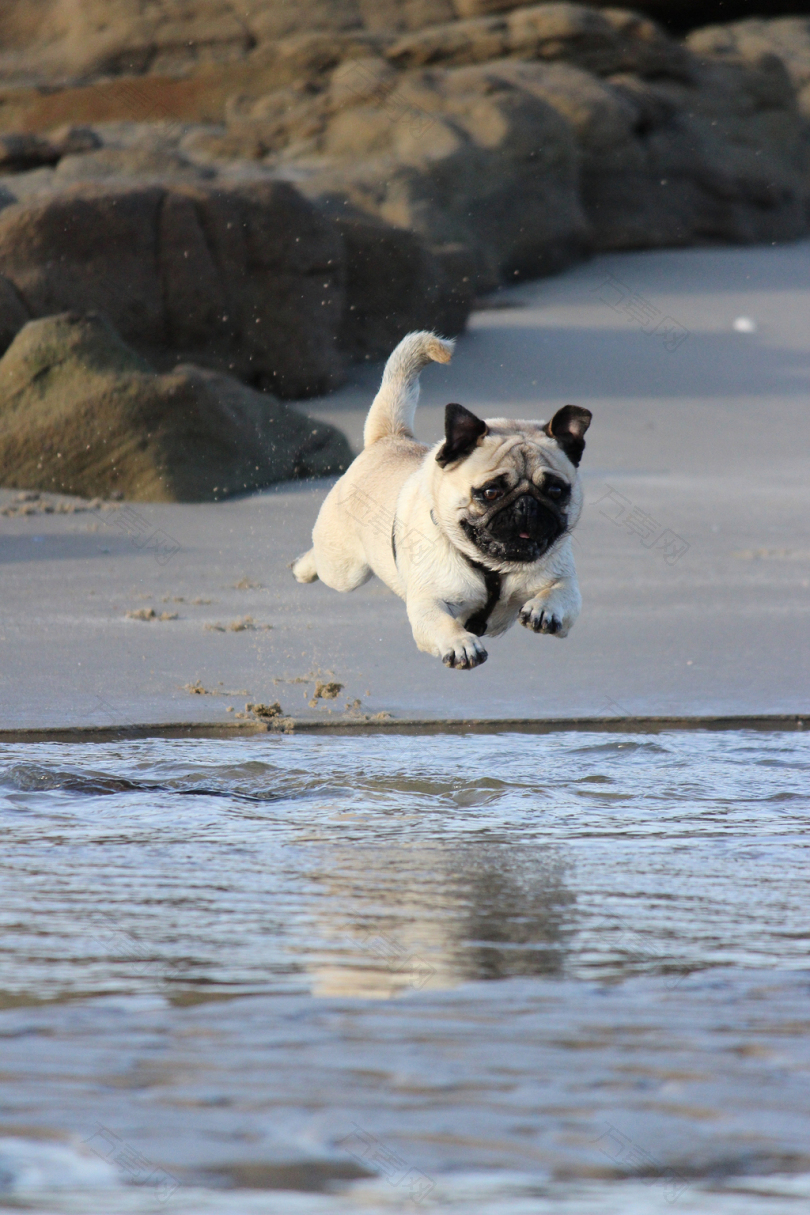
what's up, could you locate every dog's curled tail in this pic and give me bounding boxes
[363,331,454,448]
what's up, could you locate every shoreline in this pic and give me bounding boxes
[1,713,805,743]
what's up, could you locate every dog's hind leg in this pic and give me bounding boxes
[310,544,372,593]
[291,548,319,583]
[293,534,372,593]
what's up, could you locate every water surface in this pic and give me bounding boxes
[1,730,809,1213]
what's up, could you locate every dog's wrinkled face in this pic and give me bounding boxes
[432,403,592,566]
[461,464,571,563]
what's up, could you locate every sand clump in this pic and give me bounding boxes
[243,702,296,731]
[205,616,272,631]
[309,681,345,706]
[125,607,178,621]
[0,489,118,516]
[246,701,283,719]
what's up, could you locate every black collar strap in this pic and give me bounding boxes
[392,515,501,637]
[463,555,502,637]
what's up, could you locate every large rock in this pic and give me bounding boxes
[0,178,473,391]
[0,312,353,501]
[385,4,695,78]
[688,17,810,118]
[334,213,475,358]
[245,58,589,282]
[486,54,809,249]
[0,180,346,398]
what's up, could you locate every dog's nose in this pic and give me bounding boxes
[513,495,539,539]
[513,495,539,523]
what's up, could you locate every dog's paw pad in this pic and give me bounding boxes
[442,637,488,670]
[520,606,563,635]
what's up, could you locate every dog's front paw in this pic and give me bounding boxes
[519,602,569,636]
[442,634,488,670]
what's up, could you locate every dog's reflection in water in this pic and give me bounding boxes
[303,843,574,998]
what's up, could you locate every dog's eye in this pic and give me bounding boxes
[545,482,568,500]
[482,486,503,502]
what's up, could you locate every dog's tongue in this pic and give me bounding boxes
[519,532,531,539]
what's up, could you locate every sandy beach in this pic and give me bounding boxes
[2,239,808,733]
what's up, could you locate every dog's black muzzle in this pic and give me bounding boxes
[464,492,567,563]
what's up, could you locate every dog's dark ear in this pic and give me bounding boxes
[543,405,592,466]
[436,403,488,468]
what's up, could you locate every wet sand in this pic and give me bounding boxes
[1,241,809,731]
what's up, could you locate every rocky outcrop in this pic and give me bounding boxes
[221,6,810,270]
[1,3,808,87]
[0,5,807,350]
[291,57,588,283]
[0,179,472,394]
[0,180,346,398]
[687,16,810,118]
[539,51,809,249]
[0,312,353,501]
[383,4,696,75]
[334,214,475,359]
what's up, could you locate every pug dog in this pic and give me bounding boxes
[292,331,591,669]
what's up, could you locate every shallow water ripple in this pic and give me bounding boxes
[0,730,808,1213]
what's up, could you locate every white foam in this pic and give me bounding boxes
[0,1136,118,1192]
